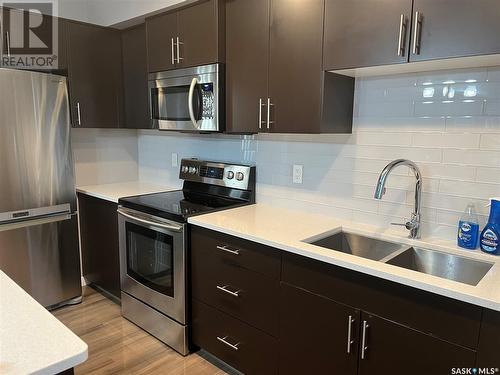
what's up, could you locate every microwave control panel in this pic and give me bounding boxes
[200,83,214,119]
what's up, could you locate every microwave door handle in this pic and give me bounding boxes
[117,209,183,232]
[188,77,200,129]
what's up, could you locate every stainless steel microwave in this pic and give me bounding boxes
[148,63,223,132]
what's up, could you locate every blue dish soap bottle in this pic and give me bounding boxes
[457,203,480,250]
[480,198,500,255]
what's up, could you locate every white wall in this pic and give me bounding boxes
[71,128,139,186]
[58,0,186,26]
[137,66,500,242]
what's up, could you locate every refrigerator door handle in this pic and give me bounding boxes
[0,212,75,233]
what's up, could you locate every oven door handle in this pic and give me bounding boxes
[188,77,201,130]
[117,209,183,232]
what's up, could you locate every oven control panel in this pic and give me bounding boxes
[179,159,254,190]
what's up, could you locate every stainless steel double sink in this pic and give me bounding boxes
[306,231,494,286]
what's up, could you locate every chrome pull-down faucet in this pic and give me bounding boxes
[374,159,422,239]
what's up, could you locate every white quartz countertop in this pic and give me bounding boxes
[76,181,179,203]
[188,204,500,312]
[0,271,88,375]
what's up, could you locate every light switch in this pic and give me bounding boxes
[293,164,303,184]
[172,153,178,168]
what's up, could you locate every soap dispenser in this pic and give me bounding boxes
[457,203,480,250]
[480,198,500,255]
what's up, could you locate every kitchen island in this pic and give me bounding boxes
[0,271,88,375]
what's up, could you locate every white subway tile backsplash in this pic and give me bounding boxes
[479,133,500,150]
[443,149,500,167]
[133,66,500,243]
[412,133,481,149]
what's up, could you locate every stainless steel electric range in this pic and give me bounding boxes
[117,159,256,355]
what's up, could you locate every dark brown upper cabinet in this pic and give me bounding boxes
[121,24,151,129]
[409,0,500,62]
[67,21,123,128]
[225,0,354,134]
[269,0,353,134]
[324,0,413,70]
[146,0,224,73]
[225,0,270,134]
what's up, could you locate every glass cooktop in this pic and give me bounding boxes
[119,190,247,223]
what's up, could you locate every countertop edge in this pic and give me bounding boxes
[37,347,88,375]
[188,218,500,312]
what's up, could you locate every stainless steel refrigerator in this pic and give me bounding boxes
[0,68,82,309]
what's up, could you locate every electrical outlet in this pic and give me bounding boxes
[171,153,178,168]
[293,164,303,184]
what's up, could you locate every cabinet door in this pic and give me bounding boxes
[121,24,151,129]
[477,309,500,367]
[411,0,500,62]
[279,283,360,375]
[146,11,177,72]
[78,194,121,299]
[358,313,477,375]
[324,0,412,70]
[67,22,122,128]
[177,0,221,69]
[225,0,269,134]
[268,0,324,133]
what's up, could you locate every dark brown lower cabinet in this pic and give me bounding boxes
[358,313,476,375]
[192,299,278,375]
[78,193,120,299]
[190,227,496,374]
[477,309,500,368]
[279,283,359,375]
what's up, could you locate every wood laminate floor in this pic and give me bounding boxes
[53,287,228,375]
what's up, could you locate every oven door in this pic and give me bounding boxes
[118,207,186,324]
[149,64,221,132]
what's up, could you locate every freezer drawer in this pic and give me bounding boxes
[0,213,82,308]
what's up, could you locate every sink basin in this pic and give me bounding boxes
[386,247,493,286]
[309,231,409,261]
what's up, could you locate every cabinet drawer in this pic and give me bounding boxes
[190,226,281,279]
[192,300,278,375]
[192,248,279,336]
[282,252,482,349]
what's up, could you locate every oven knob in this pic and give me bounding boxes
[236,172,244,181]
[182,166,189,173]
[189,167,197,174]
[227,171,234,180]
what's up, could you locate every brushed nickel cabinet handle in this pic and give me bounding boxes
[171,38,175,65]
[216,245,240,255]
[412,11,422,55]
[217,336,240,351]
[267,98,274,129]
[216,285,241,297]
[397,14,407,56]
[6,31,11,57]
[361,320,369,360]
[76,102,82,126]
[176,36,183,63]
[259,98,264,129]
[347,315,355,354]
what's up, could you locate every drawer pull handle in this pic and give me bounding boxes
[217,336,240,351]
[216,285,241,297]
[216,245,240,255]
